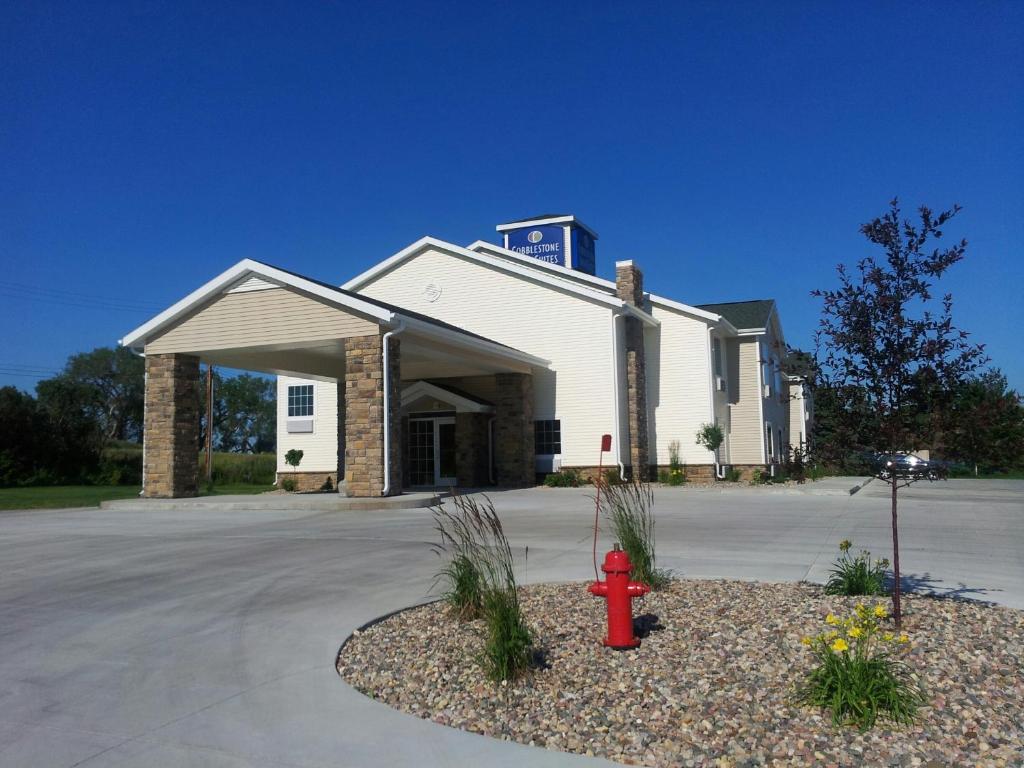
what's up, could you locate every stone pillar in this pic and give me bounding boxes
[143,353,200,498]
[341,333,401,497]
[494,373,534,486]
[616,260,650,480]
[456,412,491,487]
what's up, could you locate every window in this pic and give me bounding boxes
[287,384,314,417]
[712,337,723,377]
[534,420,561,455]
[761,343,771,394]
[765,422,774,461]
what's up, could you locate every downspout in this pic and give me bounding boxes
[705,327,723,479]
[610,312,626,480]
[381,320,406,496]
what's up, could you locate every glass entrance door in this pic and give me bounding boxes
[407,416,457,486]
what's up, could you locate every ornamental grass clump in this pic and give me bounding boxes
[598,479,670,589]
[825,539,889,596]
[794,602,924,730]
[432,494,534,682]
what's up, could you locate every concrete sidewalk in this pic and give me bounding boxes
[0,480,1020,767]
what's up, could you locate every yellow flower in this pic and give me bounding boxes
[825,614,839,625]
[831,638,849,652]
[848,626,863,639]
[874,604,888,618]
[898,633,910,644]
[839,539,852,552]
[800,636,812,646]
[882,632,895,642]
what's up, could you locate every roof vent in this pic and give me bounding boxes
[495,214,598,275]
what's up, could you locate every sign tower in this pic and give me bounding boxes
[496,214,598,276]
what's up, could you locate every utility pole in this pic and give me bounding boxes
[205,365,214,483]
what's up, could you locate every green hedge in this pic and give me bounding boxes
[95,447,276,486]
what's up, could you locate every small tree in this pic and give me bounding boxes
[283,449,303,491]
[813,200,985,626]
[695,423,724,457]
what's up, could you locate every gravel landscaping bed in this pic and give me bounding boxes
[337,580,1024,767]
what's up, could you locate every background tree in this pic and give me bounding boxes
[813,199,985,626]
[40,347,145,444]
[945,369,1024,475]
[214,373,276,453]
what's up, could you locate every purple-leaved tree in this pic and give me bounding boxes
[813,199,986,627]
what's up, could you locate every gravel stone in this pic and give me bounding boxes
[337,580,1024,767]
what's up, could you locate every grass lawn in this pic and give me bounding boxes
[0,485,143,510]
[0,483,276,510]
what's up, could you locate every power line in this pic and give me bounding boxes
[0,279,165,313]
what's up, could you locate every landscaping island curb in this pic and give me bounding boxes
[338,579,1024,767]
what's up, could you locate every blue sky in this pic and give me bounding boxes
[2,1,1022,389]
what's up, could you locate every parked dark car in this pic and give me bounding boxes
[874,453,944,480]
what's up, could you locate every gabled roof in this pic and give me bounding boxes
[695,299,775,332]
[466,240,732,329]
[401,380,494,413]
[120,259,548,368]
[343,236,659,327]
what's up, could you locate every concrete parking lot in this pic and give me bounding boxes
[1,479,1021,767]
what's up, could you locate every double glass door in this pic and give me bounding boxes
[407,416,457,486]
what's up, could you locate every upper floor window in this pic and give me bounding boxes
[535,419,561,455]
[288,384,314,417]
[712,337,723,377]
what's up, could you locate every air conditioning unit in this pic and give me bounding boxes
[715,375,725,391]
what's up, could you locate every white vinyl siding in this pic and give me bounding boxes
[276,376,339,473]
[646,307,716,466]
[355,247,616,467]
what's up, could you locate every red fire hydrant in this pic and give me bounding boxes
[588,544,651,649]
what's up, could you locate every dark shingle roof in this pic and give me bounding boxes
[695,299,775,330]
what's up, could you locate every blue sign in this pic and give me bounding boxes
[570,228,596,275]
[506,224,565,267]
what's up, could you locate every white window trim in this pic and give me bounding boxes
[287,383,316,420]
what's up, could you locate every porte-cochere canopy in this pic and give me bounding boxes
[122,259,547,498]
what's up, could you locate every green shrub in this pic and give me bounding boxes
[808,464,827,481]
[209,453,276,485]
[825,540,889,596]
[432,494,534,681]
[598,480,670,589]
[751,468,767,484]
[280,477,297,492]
[793,603,924,730]
[724,467,741,482]
[94,447,142,486]
[657,468,686,485]
[601,467,625,485]
[543,469,582,487]
[320,476,334,492]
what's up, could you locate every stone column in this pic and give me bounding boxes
[456,412,491,487]
[495,373,534,486]
[143,353,200,498]
[341,333,401,497]
[616,260,650,480]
